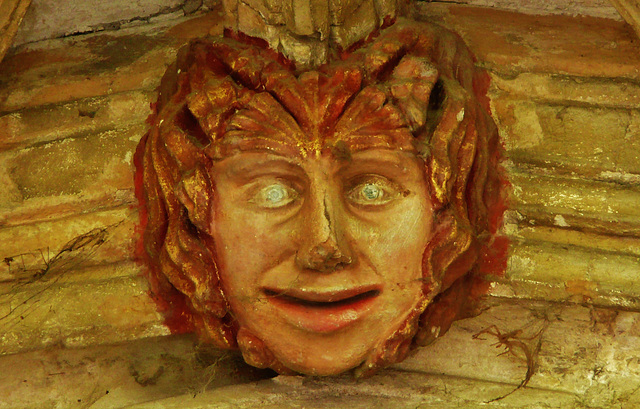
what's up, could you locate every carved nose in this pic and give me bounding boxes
[300,237,352,272]
[296,187,353,272]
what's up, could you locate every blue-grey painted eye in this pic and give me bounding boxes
[361,184,383,201]
[347,177,402,206]
[251,183,298,208]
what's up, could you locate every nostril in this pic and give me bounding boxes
[334,258,352,271]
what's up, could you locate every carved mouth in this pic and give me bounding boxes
[262,286,381,333]
[264,288,380,307]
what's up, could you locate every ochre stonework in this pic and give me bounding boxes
[2,2,640,407]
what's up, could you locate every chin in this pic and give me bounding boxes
[285,358,363,377]
[237,300,428,377]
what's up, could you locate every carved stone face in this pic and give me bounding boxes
[137,19,505,377]
[211,147,433,375]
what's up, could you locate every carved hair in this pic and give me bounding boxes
[136,18,506,375]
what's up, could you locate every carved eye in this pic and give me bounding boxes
[346,176,402,207]
[251,183,298,208]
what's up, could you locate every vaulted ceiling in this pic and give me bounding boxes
[1,0,639,64]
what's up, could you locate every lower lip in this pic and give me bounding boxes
[266,290,379,333]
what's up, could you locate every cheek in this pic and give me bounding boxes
[352,201,432,280]
[212,206,298,284]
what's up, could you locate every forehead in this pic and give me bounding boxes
[210,69,416,159]
[211,147,423,181]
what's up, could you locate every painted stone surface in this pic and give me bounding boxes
[136,17,506,376]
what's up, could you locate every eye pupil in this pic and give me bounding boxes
[361,184,381,201]
[252,183,297,209]
[266,185,286,203]
[347,176,403,207]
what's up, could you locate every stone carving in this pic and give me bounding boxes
[0,0,32,63]
[608,0,640,39]
[136,3,506,376]
[222,0,408,68]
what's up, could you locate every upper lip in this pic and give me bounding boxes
[262,285,381,305]
[262,285,382,333]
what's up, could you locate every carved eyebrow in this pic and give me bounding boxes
[219,154,306,181]
[217,134,309,159]
[332,134,417,160]
[336,152,416,177]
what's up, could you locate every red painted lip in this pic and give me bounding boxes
[263,286,381,333]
